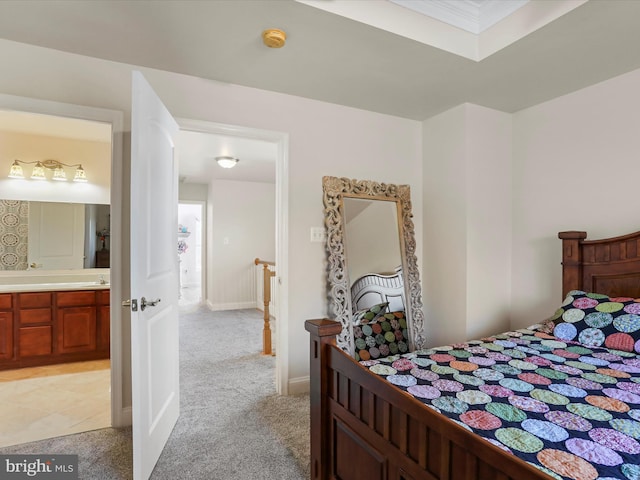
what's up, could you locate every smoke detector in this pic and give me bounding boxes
[262,29,287,48]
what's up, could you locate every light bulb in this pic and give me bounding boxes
[73,165,88,182]
[8,160,24,179]
[52,166,67,181]
[31,162,46,180]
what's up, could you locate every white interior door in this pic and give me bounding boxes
[130,71,180,480]
[28,202,85,269]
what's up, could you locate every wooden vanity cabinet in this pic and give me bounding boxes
[97,290,111,352]
[18,292,53,358]
[56,291,97,354]
[0,289,110,370]
[0,294,13,362]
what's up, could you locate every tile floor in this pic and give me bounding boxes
[0,360,111,448]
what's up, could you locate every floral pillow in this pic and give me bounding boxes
[352,302,389,325]
[354,310,409,361]
[550,290,640,352]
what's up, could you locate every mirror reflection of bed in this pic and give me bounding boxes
[350,267,405,313]
[343,196,405,309]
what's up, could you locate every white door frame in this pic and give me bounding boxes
[176,118,290,395]
[0,93,126,425]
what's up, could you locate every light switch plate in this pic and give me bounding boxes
[310,227,326,243]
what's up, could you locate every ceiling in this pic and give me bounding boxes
[177,130,277,184]
[389,0,530,34]
[1,0,639,183]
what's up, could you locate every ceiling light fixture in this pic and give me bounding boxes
[8,159,88,182]
[262,28,287,48]
[215,156,239,169]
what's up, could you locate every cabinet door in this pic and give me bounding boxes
[98,305,110,352]
[57,306,97,354]
[18,292,52,308]
[0,294,12,310]
[56,291,96,307]
[19,308,52,325]
[19,326,52,357]
[0,311,13,361]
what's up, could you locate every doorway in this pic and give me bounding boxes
[0,94,125,432]
[0,98,123,445]
[178,202,204,308]
[176,118,289,394]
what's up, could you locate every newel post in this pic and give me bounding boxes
[305,319,342,480]
[558,231,587,297]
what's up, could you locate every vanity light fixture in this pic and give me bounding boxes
[8,160,24,179]
[215,156,239,169]
[7,159,88,182]
[30,162,46,180]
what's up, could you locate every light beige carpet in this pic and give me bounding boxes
[259,392,310,478]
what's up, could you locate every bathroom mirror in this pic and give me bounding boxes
[0,109,112,273]
[323,176,425,354]
[0,199,110,271]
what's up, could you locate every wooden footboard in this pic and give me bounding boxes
[306,319,550,480]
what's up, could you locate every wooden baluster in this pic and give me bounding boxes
[255,258,276,355]
[262,263,273,355]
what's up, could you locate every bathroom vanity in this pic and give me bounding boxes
[0,275,110,370]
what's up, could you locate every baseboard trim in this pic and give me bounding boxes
[288,375,310,395]
[208,301,257,311]
[113,406,132,428]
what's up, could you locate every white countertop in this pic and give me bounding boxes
[0,282,110,293]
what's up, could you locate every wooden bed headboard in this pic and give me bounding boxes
[559,230,640,298]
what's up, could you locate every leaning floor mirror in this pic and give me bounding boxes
[322,176,425,357]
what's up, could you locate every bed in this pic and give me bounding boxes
[306,229,640,480]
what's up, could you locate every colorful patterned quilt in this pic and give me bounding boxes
[360,291,640,480]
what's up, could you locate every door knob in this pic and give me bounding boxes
[140,297,161,311]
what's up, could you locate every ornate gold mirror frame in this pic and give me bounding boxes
[323,176,426,355]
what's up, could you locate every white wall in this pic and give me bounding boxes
[423,67,640,342]
[0,130,111,204]
[178,182,208,202]
[0,38,420,396]
[423,104,511,347]
[207,179,275,310]
[511,67,640,328]
[465,105,512,339]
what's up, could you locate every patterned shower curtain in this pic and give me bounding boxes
[0,200,29,270]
